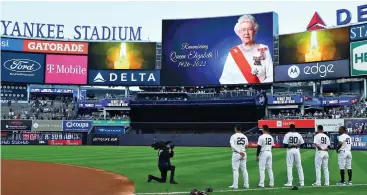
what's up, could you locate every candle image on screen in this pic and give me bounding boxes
[114,43,130,69]
[305,31,322,62]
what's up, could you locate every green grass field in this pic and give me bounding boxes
[1,146,367,195]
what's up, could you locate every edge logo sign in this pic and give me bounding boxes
[350,40,367,76]
[275,59,350,82]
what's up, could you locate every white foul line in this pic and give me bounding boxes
[135,183,367,195]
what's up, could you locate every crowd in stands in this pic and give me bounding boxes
[134,87,262,101]
[268,99,367,120]
[2,95,75,120]
[75,110,130,121]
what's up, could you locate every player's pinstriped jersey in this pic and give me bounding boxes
[230,133,248,153]
[338,133,352,151]
[257,134,274,152]
[313,133,330,151]
[283,132,305,146]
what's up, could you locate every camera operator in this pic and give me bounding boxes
[148,141,178,184]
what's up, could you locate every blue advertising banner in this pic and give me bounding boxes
[345,118,367,132]
[78,103,104,109]
[1,38,24,51]
[321,97,339,106]
[350,135,367,150]
[274,59,350,82]
[267,95,303,105]
[161,12,278,86]
[95,126,125,134]
[1,52,45,83]
[304,96,322,106]
[62,120,92,132]
[350,23,367,41]
[88,70,160,86]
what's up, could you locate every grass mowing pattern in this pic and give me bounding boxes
[1,146,367,195]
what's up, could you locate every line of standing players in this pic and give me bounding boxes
[229,124,353,189]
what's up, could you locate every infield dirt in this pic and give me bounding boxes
[1,160,135,195]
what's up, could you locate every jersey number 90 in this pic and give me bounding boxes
[289,137,298,144]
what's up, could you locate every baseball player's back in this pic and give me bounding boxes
[283,125,305,187]
[256,129,274,188]
[337,129,353,185]
[230,133,247,153]
[229,125,249,189]
[313,130,331,186]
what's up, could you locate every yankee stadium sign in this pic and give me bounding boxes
[1,20,142,41]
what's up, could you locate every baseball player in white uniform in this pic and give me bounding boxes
[312,125,330,186]
[229,124,249,189]
[336,126,353,185]
[256,125,274,188]
[283,124,305,187]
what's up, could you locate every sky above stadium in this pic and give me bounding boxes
[0,1,365,41]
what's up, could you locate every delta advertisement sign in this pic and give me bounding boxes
[88,70,160,86]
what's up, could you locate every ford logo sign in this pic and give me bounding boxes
[3,59,41,73]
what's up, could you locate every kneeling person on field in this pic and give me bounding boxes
[148,141,177,184]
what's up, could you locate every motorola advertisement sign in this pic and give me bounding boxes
[274,59,350,82]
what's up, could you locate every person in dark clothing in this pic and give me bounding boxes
[148,141,178,184]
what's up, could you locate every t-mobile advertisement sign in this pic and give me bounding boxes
[274,59,350,82]
[45,55,88,84]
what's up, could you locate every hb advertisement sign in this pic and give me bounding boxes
[95,126,125,135]
[63,120,92,132]
[274,60,350,82]
[88,70,160,86]
[1,52,45,83]
[1,120,32,131]
[350,40,367,76]
[258,119,315,129]
[161,12,278,86]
